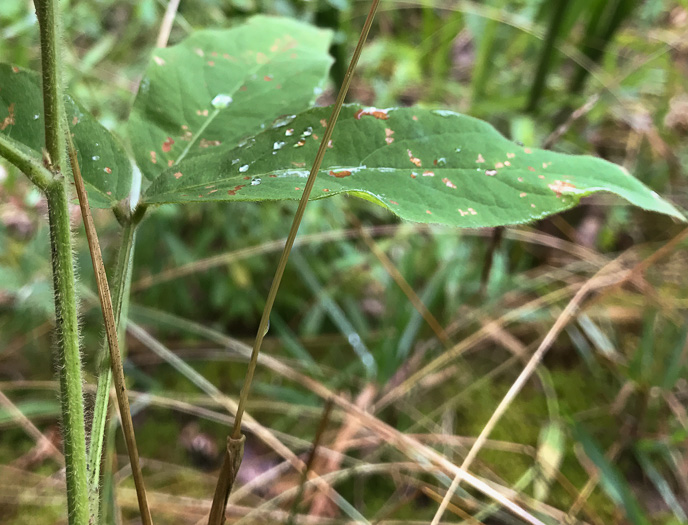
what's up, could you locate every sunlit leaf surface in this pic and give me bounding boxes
[127,15,334,183]
[0,64,132,208]
[143,106,684,227]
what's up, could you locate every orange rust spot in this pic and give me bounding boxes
[173,171,182,179]
[354,107,389,120]
[295,187,301,190]
[227,184,245,196]
[243,176,250,180]
[528,166,536,172]
[72,116,79,125]
[168,160,174,167]
[292,162,306,167]
[263,74,273,81]
[531,204,536,208]
[518,177,524,182]
[207,61,215,66]
[426,210,432,214]
[208,189,218,194]
[407,149,422,167]
[507,152,515,159]
[199,139,221,148]
[520,192,527,197]
[104,167,112,174]
[495,162,504,169]
[240,85,247,91]
[390,200,399,205]
[412,115,418,121]
[329,170,351,178]
[11,66,19,73]
[504,161,511,166]
[442,177,456,189]
[162,137,175,152]
[312,134,318,140]
[1,103,15,130]
[538,175,545,179]
[320,119,327,127]
[150,151,157,164]
[422,171,434,177]
[323,188,330,192]
[476,154,485,163]
[524,148,532,154]
[410,172,417,179]
[269,174,277,178]
[548,180,576,198]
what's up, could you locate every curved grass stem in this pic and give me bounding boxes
[206,2,381,523]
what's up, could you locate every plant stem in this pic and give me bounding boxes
[206,2,381,523]
[0,134,52,191]
[86,216,136,519]
[35,1,89,523]
[35,0,66,172]
[65,137,153,525]
[46,179,90,525]
[526,0,571,113]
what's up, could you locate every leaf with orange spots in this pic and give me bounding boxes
[0,64,133,208]
[127,15,333,183]
[142,106,685,227]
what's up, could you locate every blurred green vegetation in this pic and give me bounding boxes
[1,0,688,523]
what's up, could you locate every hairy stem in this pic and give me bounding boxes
[86,216,136,519]
[0,134,52,191]
[35,0,66,172]
[46,180,90,525]
[35,1,89,523]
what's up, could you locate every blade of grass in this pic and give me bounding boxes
[526,0,571,113]
[207,3,381,522]
[86,215,137,519]
[292,250,377,377]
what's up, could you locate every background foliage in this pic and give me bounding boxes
[1,0,687,523]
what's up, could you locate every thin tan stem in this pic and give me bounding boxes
[0,389,64,465]
[431,260,628,524]
[65,137,153,525]
[207,3,381,523]
[156,0,181,48]
[350,213,450,346]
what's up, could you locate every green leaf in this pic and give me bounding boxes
[127,15,334,183]
[0,63,133,208]
[143,106,685,227]
[572,423,651,525]
[534,421,565,501]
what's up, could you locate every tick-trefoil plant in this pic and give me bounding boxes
[0,2,684,524]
